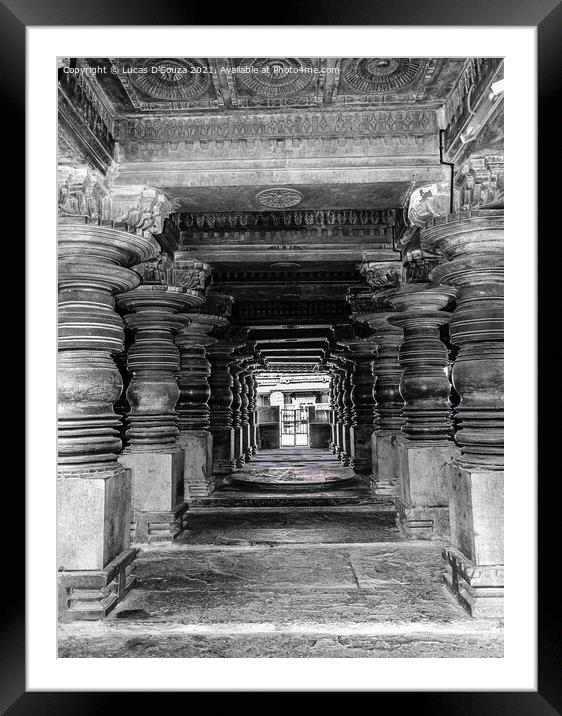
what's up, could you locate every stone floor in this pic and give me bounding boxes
[58,453,504,658]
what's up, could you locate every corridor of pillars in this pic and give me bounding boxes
[57,209,504,623]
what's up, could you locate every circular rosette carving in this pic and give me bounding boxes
[130,58,210,100]
[238,58,314,97]
[256,188,303,209]
[344,58,423,93]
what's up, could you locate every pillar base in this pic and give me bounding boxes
[211,428,235,475]
[443,546,504,618]
[349,426,373,474]
[370,432,402,496]
[178,430,214,499]
[58,547,138,621]
[57,464,132,571]
[445,465,504,618]
[118,448,187,544]
[396,441,458,539]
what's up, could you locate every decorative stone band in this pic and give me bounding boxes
[58,261,139,354]
[116,286,194,451]
[58,221,161,266]
[387,285,457,442]
[420,209,504,262]
[421,210,504,468]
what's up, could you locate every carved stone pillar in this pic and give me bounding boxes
[363,315,405,497]
[175,312,218,499]
[238,359,256,462]
[116,285,194,543]
[245,366,260,457]
[387,284,459,539]
[327,374,337,453]
[422,209,504,617]
[229,359,246,469]
[207,342,238,481]
[340,340,378,475]
[333,356,354,467]
[57,220,158,620]
[330,361,347,462]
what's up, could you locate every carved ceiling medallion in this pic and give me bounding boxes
[238,58,314,97]
[256,188,304,209]
[344,58,423,93]
[129,59,211,100]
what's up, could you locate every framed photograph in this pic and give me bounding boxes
[11,0,558,709]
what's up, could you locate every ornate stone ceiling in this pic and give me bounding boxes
[85,57,465,114]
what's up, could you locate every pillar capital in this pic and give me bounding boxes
[58,164,177,244]
[420,208,504,266]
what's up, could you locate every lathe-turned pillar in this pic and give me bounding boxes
[57,221,158,620]
[388,284,458,539]
[116,285,194,544]
[330,360,349,463]
[363,315,405,497]
[325,363,338,456]
[340,340,378,475]
[246,367,260,457]
[207,342,239,483]
[229,358,246,469]
[175,311,223,499]
[422,209,504,617]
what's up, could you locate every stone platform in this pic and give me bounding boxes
[230,448,361,492]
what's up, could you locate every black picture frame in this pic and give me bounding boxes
[10,0,559,710]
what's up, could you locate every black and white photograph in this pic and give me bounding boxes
[12,7,557,707]
[55,55,506,659]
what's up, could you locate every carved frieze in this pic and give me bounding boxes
[180,208,395,232]
[113,108,438,143]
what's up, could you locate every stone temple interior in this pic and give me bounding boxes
[57,57,504,658]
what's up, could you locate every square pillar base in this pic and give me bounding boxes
[58,547,137,622]
[396,441,459,539]
[118,448,187,545]
[444,465,504,618]
[370,432,402,497]
[350,425,373,474]
[211,428,235,474]
[178,431,214,499]
[57,464,131,572]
